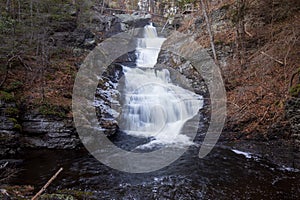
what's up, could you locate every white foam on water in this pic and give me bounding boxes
[232,149,253,159]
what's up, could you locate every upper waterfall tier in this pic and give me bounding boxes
[136,24,166,68]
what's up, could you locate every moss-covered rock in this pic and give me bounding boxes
[40,189,96,200]
[4,107,20,116]
[40,193,76,200]
[57,189,95,199]
[289,84,300,97]
[38,103,68,118]
[0,91,15,102]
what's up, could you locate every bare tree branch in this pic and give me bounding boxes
[260,51,284,66]
[31,167,63,200]
[200,0,217,62]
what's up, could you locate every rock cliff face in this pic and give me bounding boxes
[0,100,20,157]
[0,99,80,152]
[156,50,208,98]
[94,63,125,137]
[0,12,150,155]
[21,113,80,149]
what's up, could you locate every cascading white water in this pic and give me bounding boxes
[120,24,203,148]
[136,24,166,68]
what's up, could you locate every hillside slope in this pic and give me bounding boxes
[174,0,299,142]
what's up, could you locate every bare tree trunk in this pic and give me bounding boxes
[101,0,105,14]
[17,0,21,22]
[235,0,246,69]
[200,0,218,62]
[40,27,49,102]
[6,0,11,13]
[29,0,34,44]
[41,35,45,102]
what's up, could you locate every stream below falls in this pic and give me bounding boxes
[10,145,300,199]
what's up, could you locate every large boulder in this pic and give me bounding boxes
[156,50,208,98]
[115,13,151,31]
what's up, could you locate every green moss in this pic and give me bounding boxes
[0,16,15,34]
[48,14,74,22]
[5,107,20,116]
[56,189,95,199]
[8,117,18,124]
[0,91,15,102]
[214,39,224,46]
[7,81,23,92]
[14,123,22,131]
[45,73,56,81]
[39,103,67,118]
[40,193,76,200]
[289,84,300,97]
[8,118,22,131]
[220,3,231,11]
[39,189,95,200]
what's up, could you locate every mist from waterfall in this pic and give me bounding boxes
[119,23,203,148]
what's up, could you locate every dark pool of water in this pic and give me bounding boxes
[10,141,300,199]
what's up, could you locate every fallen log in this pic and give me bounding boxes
[31,167,63,200]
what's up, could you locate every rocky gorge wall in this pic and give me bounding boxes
[0,11,151,156]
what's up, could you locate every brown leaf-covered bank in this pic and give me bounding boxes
[168,0,300,145]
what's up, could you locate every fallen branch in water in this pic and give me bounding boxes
[31,167,63,200]
[0,162,8,169]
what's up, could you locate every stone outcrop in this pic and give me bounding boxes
[0,100,20,157]
[156,50,208,98]
[21,113,80,149]
[115,13,150,31]
[0,99,80,152]
[94,64,124,136]
[285,98,300,146]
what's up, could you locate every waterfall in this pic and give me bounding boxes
[136,24,166,68]
[119,24,203,148]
